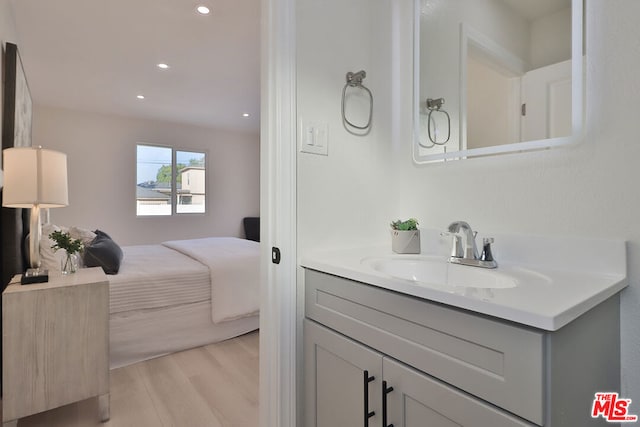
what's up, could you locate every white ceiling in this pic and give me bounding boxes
[11,0,260,133]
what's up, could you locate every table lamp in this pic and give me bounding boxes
[2,146,68,283]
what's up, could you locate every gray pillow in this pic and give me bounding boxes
[84,230,123,275]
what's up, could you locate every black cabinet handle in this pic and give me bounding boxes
[382,380,394,427]
[363,370,376,426]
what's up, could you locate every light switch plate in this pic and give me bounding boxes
[299,120,328,156]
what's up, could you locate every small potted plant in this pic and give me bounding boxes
[390,218,420,254]
[49,230,84,274]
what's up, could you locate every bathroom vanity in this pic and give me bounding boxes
[301,235,627,427]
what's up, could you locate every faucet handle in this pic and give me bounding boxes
[480,237,495,262]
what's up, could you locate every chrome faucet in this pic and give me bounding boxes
[442,221,497,269]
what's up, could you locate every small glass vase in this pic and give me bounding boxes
[61,252,79,275]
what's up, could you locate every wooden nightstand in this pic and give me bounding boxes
[2,267,110,426]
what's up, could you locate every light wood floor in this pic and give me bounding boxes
[5,331,259,427]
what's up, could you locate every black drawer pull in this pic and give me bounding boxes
[363,370,376,426]
[382,380,394,427]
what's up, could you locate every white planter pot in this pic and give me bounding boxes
[391,229,421,254]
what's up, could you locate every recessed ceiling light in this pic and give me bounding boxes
[196,5,210,15]
[137,95,145,100]
[157,63,170,70]
[242,113,250,117]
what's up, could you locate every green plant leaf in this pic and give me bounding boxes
[390,218,419,231]
[49,230,84,255]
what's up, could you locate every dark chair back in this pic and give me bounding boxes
[243,217,260,242]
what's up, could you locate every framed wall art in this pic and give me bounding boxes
[1,42,33,291]
[2,42,33,151]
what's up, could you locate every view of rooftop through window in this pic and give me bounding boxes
[136,144,206,216]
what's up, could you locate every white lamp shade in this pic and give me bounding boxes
[2,147,68,208]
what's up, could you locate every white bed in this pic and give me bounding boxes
[39,225,260,369]
[109,237,260,368]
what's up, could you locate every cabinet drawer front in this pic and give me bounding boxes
[305,269,544,425]
[384,358,534,427]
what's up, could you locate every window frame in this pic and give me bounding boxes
[135,143,208,217]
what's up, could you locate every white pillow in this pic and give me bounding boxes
[68,226,96,246]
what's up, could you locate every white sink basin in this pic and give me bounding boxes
[362,256,518,289]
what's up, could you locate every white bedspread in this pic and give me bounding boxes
[162,237,260,323]
[109,245,210,314]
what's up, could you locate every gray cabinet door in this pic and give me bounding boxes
[304,319,382,427]
[383,358,533,427]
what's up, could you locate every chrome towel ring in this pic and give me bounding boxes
[341,70,373,132]
[419,97,451,147]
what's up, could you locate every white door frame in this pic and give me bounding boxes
[259,0,297,425]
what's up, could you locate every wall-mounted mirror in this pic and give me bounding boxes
[413,0,583,163]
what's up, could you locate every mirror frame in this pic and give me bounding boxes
[413,0,584,163]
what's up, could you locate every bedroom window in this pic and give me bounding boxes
[136,144,206,216]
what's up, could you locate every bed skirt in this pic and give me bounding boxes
[110,300,259,369]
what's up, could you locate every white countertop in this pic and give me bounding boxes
[300,231,628,331]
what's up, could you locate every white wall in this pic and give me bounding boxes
[33,106,260,245]
[296,0,640,403]
[296,0,394,255]
[530,7,571,70]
